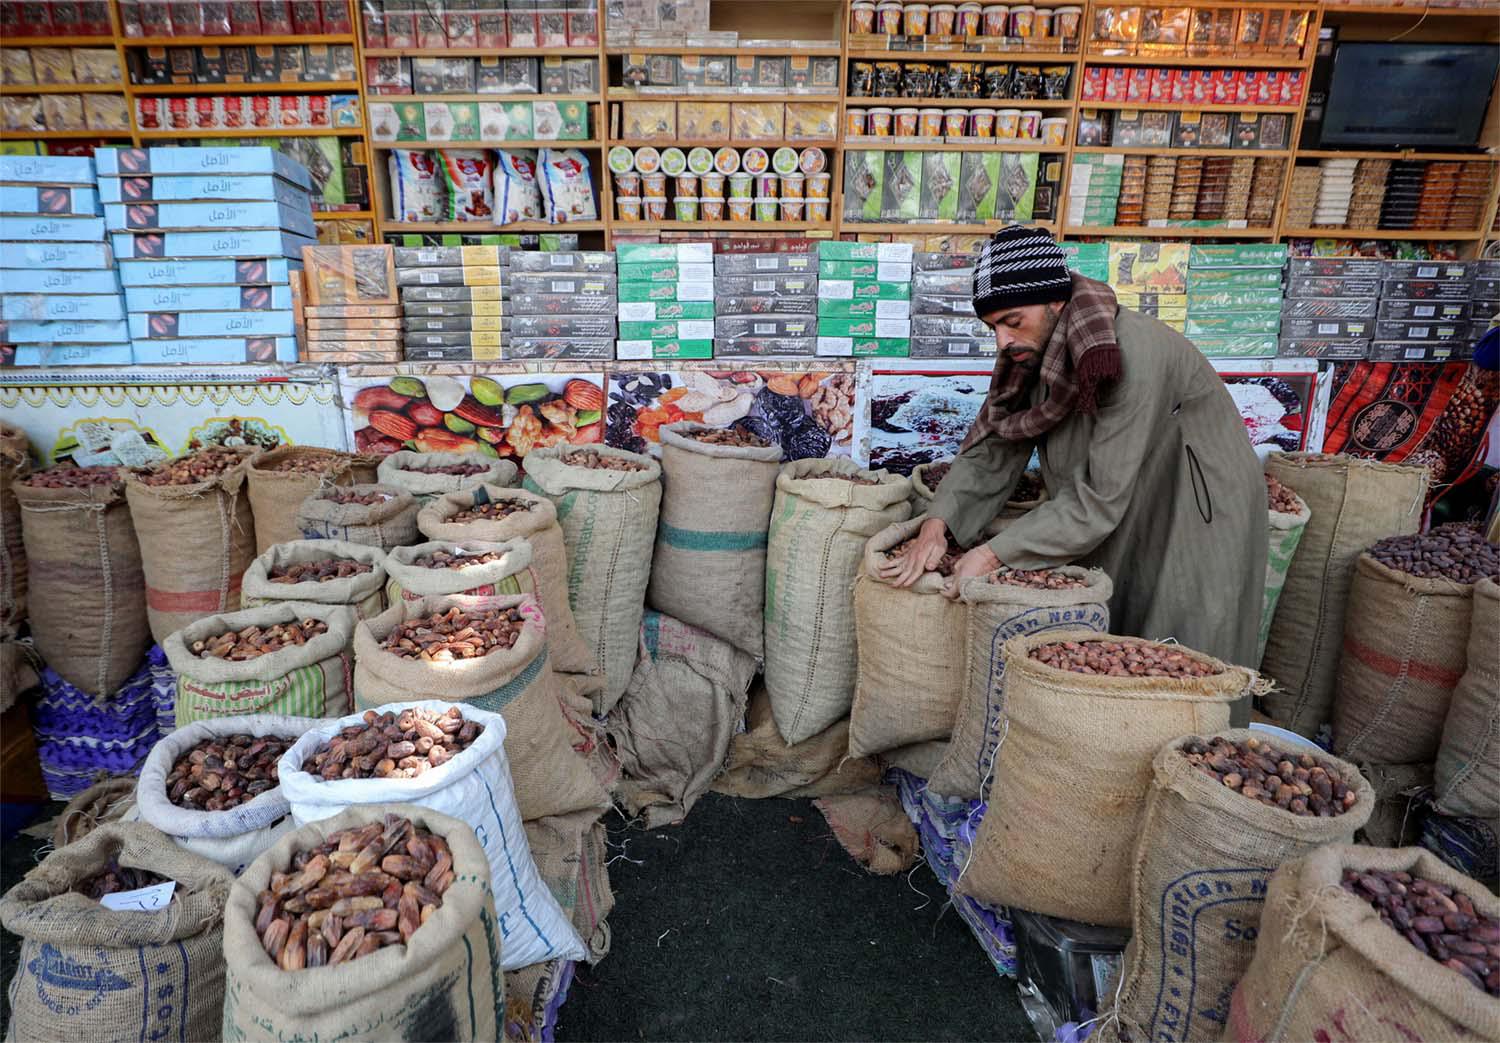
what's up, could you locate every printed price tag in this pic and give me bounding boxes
[100,881,175,913]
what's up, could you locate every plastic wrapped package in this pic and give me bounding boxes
[388,148,446,223]
[539,148,598,224]
[439,149,496,222]
[494,149,546,225]
[84,94,131,131]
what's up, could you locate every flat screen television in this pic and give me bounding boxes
[1320,42,1498,149]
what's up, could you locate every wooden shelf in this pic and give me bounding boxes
[0,36,114,47]
[1083,53,1311,68]
[1079,100,1301,113]
[124,34,355,47]
[1295,149,1497,161]
[362,47,599,58]
[609,90,841,102]
[1075,146,1292,157]
[606,139,836,149]
[135,81,360,95]
[370,139,601,149]
[315,210,375,220]
[1063,224,1278,237]
[137,126,366,138]
[846,221,1057,234]
[1280,226,1487,239]
[847,47,1079,62]
[845,139,1064,151]
[605,45,842,56]
[381,220,607,233]
[375,94,599,105]
[1319,3,1500,15]
[614,220,835,231]
[0,129,132,139]
[6,83,125,94]
[844,96,1075,108]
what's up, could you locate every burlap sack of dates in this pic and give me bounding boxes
[134,713,319,873]
[1334,551,1477,764]
[504,959,574,1043]
[246,446,358,554]
[956,630,1248,927]
[163,602,357,726]
[879,740,948,780]
[764,459,912,745]
[1358,760,1433,848]
[296,482,419,551]
[16,472,152,697]
[352,593,609,822]
[241,539,389,620]
[524,805,615,964]
[384,538,533,605]
[522,444,662,715]
[1435,577,1500,820]
[418,484,593,676]
[848,517,969,759]
[1098,730,1373,1043]
[377,450,518,504]
[220,803,503,1043]
[1225,844,1500,1043]
[0,419,28,636]
[714,686,882,800]
[125,445,258,645]
[910,459,1047,535]
[928,566,1113,799]
[0,820,234,1043]
[1260,453,1427,738]
[1257,486,1310,664]
[279,700,585,969]
[647,422,783,660]
[607,611,757,828]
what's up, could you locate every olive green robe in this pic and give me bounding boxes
[928,305,1266,711]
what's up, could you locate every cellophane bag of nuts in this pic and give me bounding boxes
[928,566,1113,799]
[1226,844,1500,1042]
[241,540,390,620]
[763,459,913,745]
[246,446,359,554]
[0,820,234,1043]
[295,483,419,551]
[1333,525,1498,765]
[1260,453,1428,738]
[352,593,609,822]
[523,805,615,963]
[1435,576,1499,820]
[848,517,970,760]
[956,631,1251,927]
[1258,472,1311,663]
[0,419,28,637]
[384,538,533,604]
[220,805,504,1043]
[522,444,662,715]
[134,714,320,873]
[910,458,1048,535]
[15,465,152,697]
[163,603,357,726]
[1096,730,1373,1043]
[647,422,783,661]
[418,484,593,676]
[124,445,258,645]
[376,450,519,505]
[279,700,586,969]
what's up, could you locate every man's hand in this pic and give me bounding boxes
[943,544,1001,600]
[877,517,950,588]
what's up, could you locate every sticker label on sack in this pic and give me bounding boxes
[100,881,175,912]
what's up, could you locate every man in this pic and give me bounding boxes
[881,226,1265,710]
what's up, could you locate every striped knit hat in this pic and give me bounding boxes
[971,225,1074,316]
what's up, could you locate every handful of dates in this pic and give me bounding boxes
[324,489,391,506]
[561,449,648,472]
[1342,869,1500,996]
[409,548,507,570]
[19,465,119,489]
[1367,523,1499,583]
[305,707,483,781]
[447,500,533,522]
[408,462,490,477]
[134,447,245,487]
[382,605,525,662]
[686,428,770,448]
[990,567,1087,590]
[1180,735,1358,817]
[268,558,374,584]
[167,733,297,811]
[1030,639,1220,678]
[191,618,329,660]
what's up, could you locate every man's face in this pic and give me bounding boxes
[981,300,1065,369]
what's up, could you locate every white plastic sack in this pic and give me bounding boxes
[389,148,445,222]
[495,149,544,224]
[134,714,319,874]
[539,148,597,223]
[277,699,586,969]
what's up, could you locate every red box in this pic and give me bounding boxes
[1149,67,1174,102]
[250,95,274,128]
[475,10,505,47]
[290,0,323,34]
[78,0,111,33]
[360,8,385,46]
[167,96,191,130]
[15,2,52,35]
[1168,68,1188,103]
[1237,71,1258,105]
[383,11,416,46]
[219,94,247,128]
[1181,69,1207,104]
[1258,71,1280,105]
[227,0,260,33]
[194,96,218,129]
[1211,69,1236,105]
[507,7,539,46]
[199,0,231,34]
[446,10,478,45]
[1126,67,1152,102]
[1081,67,1106,101]
[1103,67,1130,101]
[1283,70,1304,105]
[278,94,304,127]
[135,96,163,129]
[307,94,329,127]
[167,0,203,34]
[320,0,352,33]
[48,1,83,36]
[416,9,447,47]
[258,0,292,33]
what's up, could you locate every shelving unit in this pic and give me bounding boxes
[0,6,133,145]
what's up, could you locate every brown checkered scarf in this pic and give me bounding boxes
[960,273,1122,451]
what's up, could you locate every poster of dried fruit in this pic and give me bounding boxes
[342,369,605,461]
[605,365,855,460]
[865,369,991,474]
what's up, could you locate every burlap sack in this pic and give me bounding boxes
[848,517,969,759]
[522,444,661,714]
[608,610,757,827]
[1261,453,1428,737]
[125,446,258,644]
[1435,576,1499,819]
[240,539,388,619]
[0,419,28,635]
[221,804,503,1043]
[957,630,1249,927]
[163,602,356,725]
[134,713,318,872]
[763,459,912,744]
[246,445,357,553]
[1224,845,1500,1043]
[1357,760,1433,848]
[879,740,948,780]
[1101,730,1373,1043]
[349,453,382,484]
[713,686,883,800]
[384,538,534,604]
[647,422,782,659]
[910,459,1047,535]
[377,450,518,503]
[295,482,418,551]
[1258,492,1311,664]
[53,776,137,850]
[352,592,609,822]
[418,484,593,675]
[0,820,234,1043]
[16,473,152,697]
[504,959,574,1043]
[1333,553,1475,764]
[523,806,614,964]
[929,566,1113,799]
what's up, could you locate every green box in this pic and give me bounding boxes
[502,101,534,140]
[918,150,960,222]
[646,338,713,359]
[1187,268,1283,290]
[849,280,911,301]
[618,262,696,283]
[648,301,715,320]
[616,243,688,264]
[1070,264,1110,281]
[851,337,910,357]
[1187,289,1283,311]
[1192,335,1278,357]
[819,259,883,279]
[1185,313,1282,337]
[1061,243,1109,266]
[618,320,714,340]
[818,297,909,319]
[1188,244,1288,268]
[818,317,912,339]
[618,282,681,302]
[816,240,914,263]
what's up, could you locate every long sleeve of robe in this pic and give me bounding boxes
[927,306,1266,720]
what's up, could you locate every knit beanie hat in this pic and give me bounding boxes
[971,225,1074,317]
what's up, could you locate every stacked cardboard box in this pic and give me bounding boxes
[1061,243,1108,282]
[1277,257,1380,360]
[507,251,615,360]
[99,147,312,364]
[615,242,711,360]
[395,245,510,361]
[1372,259,1475,362]
[0,155,129,366]
[1472,260,1500,335]
[300,245,402,363]
[1067,153,1123,228]
[1185,243,1285,358]
[1108,241,1188,334]
[910,252,989,359]
[714,241,817,359]
[817,241,912,358]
